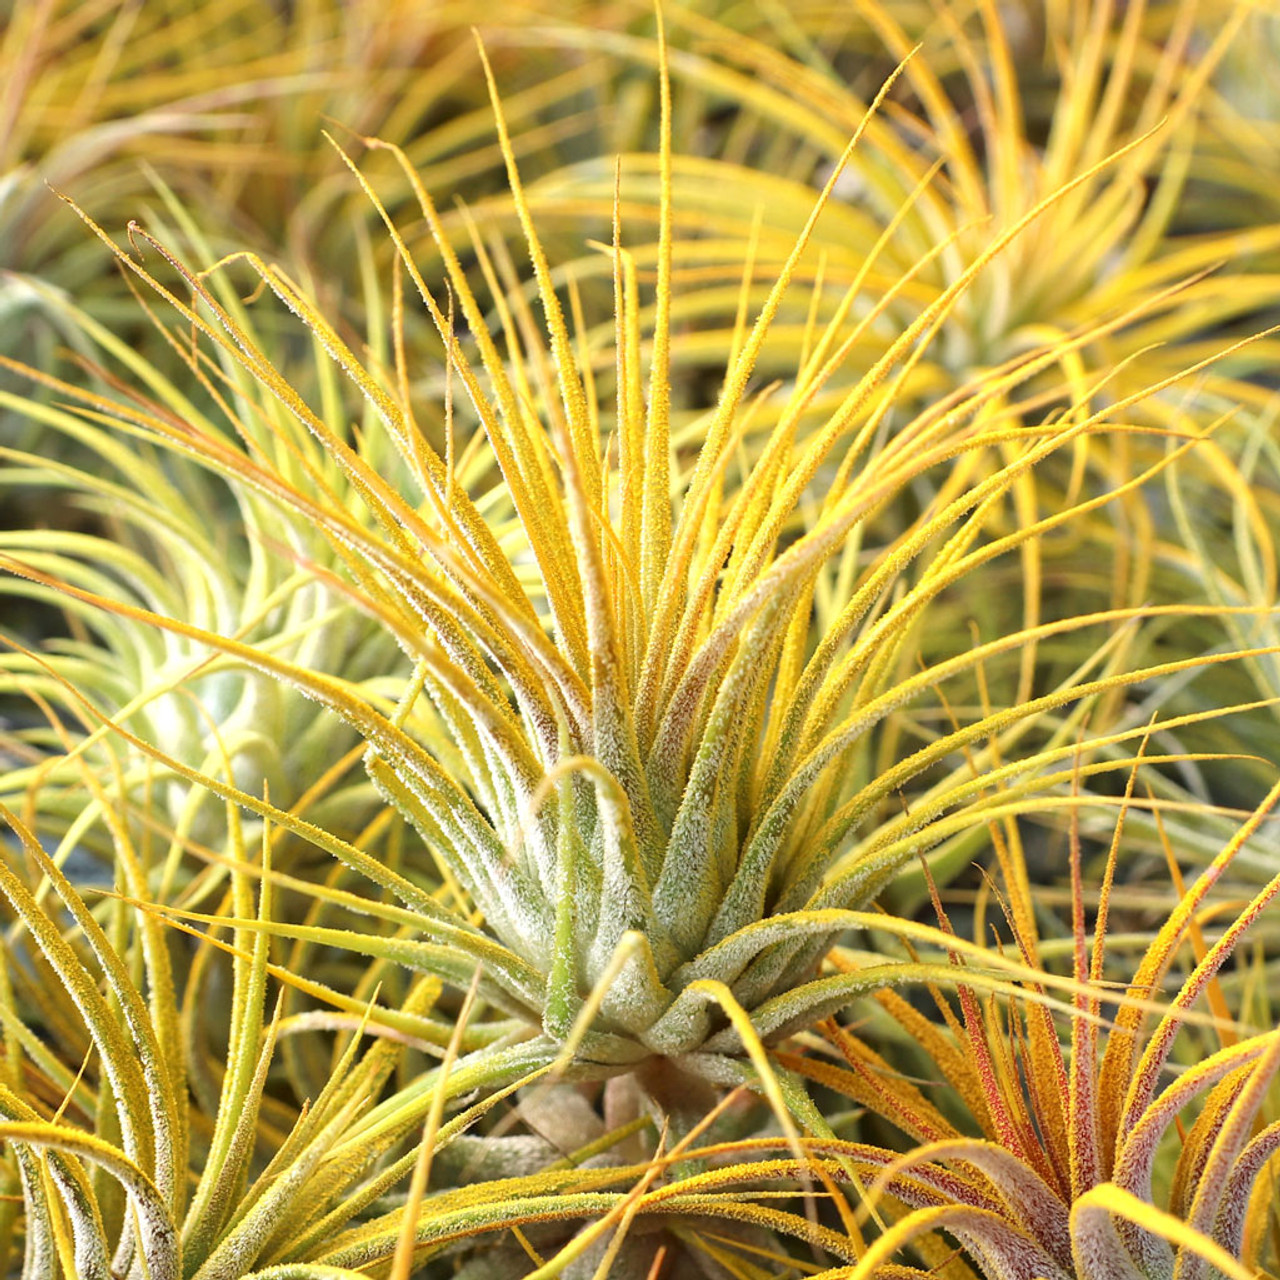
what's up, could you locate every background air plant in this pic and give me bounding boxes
[526,0,1280,393]
[514,0,1280,776]
[0,0,660,553]
[0,228,412,866]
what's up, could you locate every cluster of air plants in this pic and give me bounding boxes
[3,2,1279,1278]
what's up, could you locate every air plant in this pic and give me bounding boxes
[1190,0,1280,228]
[1003,392,1280,901]
[0,226,412,865]
[0,0,648,500]
[523,0,1280,526]
[0,783,565,1280]
[0,0,614,297]
[6,19,1276,1091]
[1,0,332,391]
[778,759,1280,1280]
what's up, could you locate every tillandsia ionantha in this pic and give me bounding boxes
[0,777,598,1280]
[535,0,1280,401]
[4,14,1280,1280]
[0,0,650,526]
[520,0,1280,703]
[5,13,1280,1112]
[775,758,1280,1280]
[0,200,413,868]
[1043,399,1280,895]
